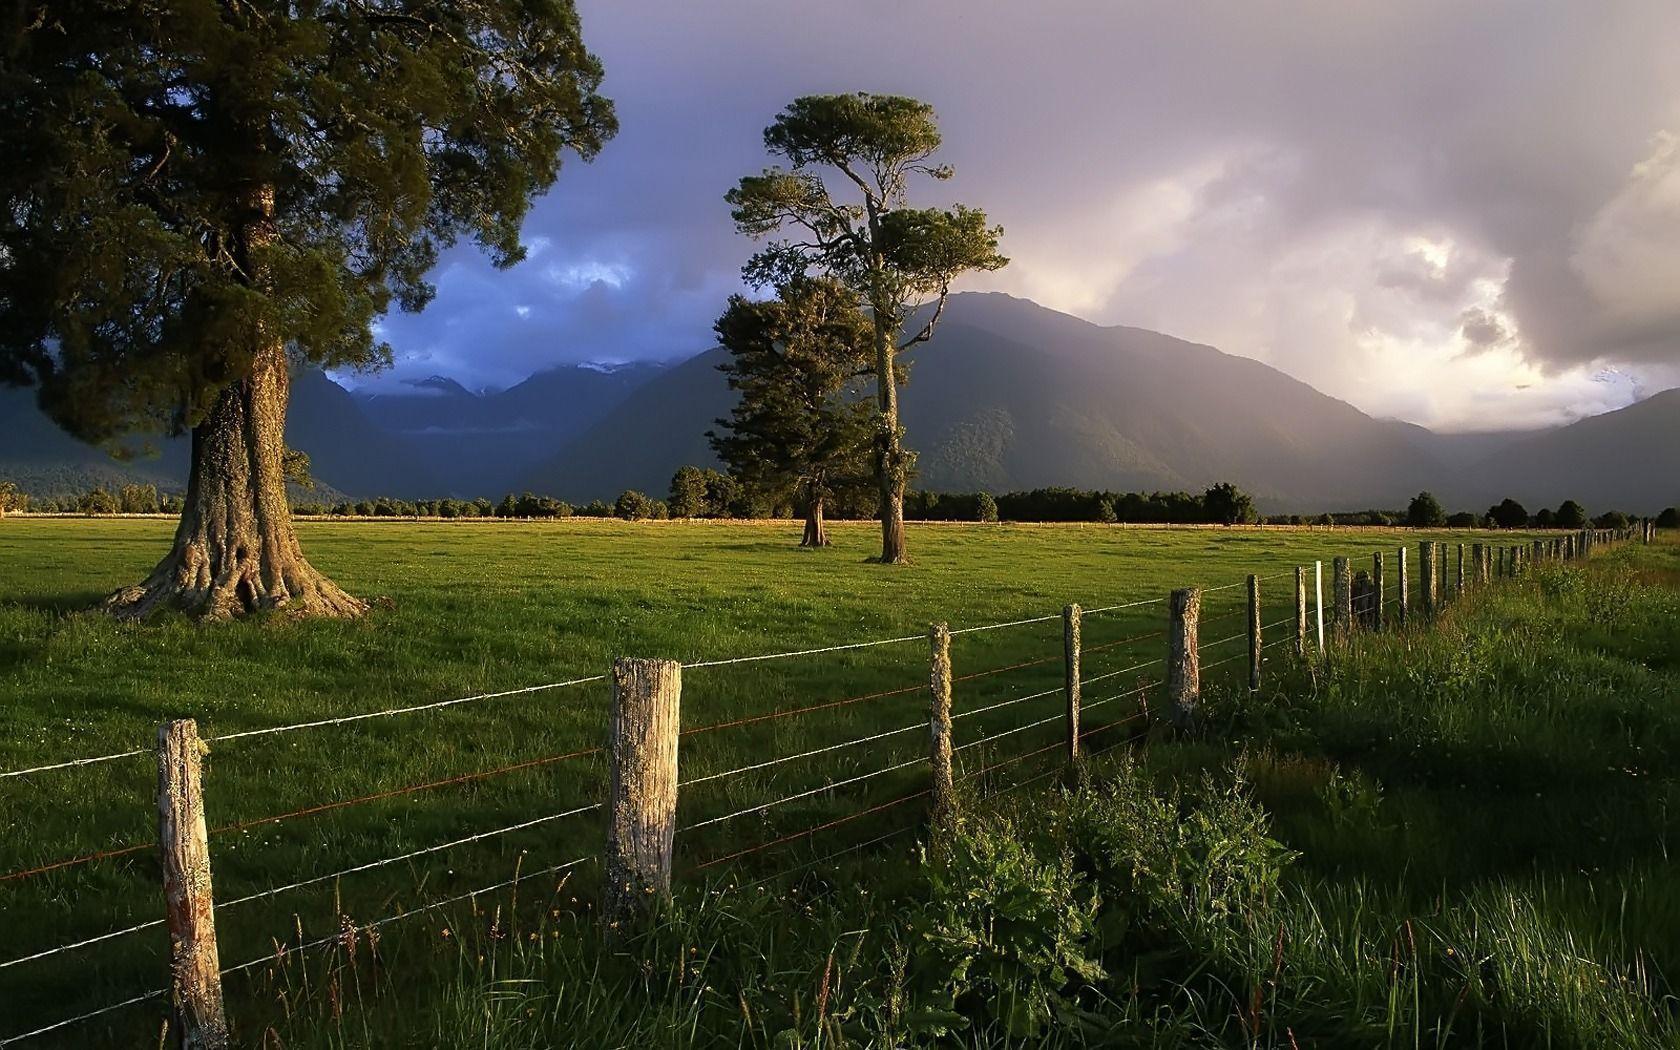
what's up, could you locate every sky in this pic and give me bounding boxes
[364,1,1680,433]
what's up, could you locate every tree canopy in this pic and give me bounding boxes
[727,93,1005,562]
[1406,491,1447,528]
[709,278,875,546]
[2,1,615,443]
[1,2,615,617]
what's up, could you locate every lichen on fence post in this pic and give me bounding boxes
[1371,551,1386,631]
[1331,557,1352,644]
[1294,566,1308,657]
[1168,588,1200,730]
[1246,575,1261,690]
[1396,546,1410,625]
[928,622,957,835]
[1062,604,1081,762]
[158,718,229,1050]
[1419,541,1437,618]
[604,657,681,928]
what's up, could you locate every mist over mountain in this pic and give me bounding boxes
[4,293,1675,513]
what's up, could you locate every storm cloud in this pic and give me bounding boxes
[364,1,1680,430]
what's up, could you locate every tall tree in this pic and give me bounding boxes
[727,93,1006,563]
[1,2,614,618]
[1406,491,1447,528]
[709,278,874,548]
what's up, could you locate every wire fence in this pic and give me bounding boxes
[0,527,1619,1045]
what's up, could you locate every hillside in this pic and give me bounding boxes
[1453,388,1680,513]
[5,294,1674,511]
[524,293,1447,510]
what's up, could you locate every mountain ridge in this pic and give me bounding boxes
[4,293,1674,512]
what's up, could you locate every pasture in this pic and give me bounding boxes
[1,518,1674,1046]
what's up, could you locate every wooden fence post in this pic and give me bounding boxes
[1063,604,1081,762]
[1396,546,1409,625]
[1332,556,1352,643]
[1419,541,1436,617]
[928,623,957,834]
[1294,566,1308,657]
[1168,588,1200,730]
[1246,575,1261,690]
[1371,551,1386,631]
[158,718,229,1050]
[1314,561,1325,651]
[1352,570,1374,631]
[1438,542,1451,603]
[605,657,681,927]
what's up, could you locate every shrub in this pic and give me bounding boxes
[976,492,998,523]
[1407,491,1446,527]
[78,488,117,515]
[1658,507,1679,529]
[912,818,1104,1038]
[614,489,656,521]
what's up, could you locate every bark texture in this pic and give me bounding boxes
[158,720,229,1050]
[1167,587,1200,730]
[105,184,364,621]
[1063,604,1081,761]
[927,623,956,835]
[801,495,830,548]
[604,657,681,928]
[1245,576,1261,690]
[1294,566,1308,657]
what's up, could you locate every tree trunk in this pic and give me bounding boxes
[801,494,830,547]
[105,181,365,621]
[872,317,909,564]
[105,340,365,621]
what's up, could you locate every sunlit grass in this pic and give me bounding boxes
[0,517,1653,1046]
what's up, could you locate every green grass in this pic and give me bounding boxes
[0,518,1655,1046]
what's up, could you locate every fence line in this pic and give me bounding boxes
[1,526,1633,1046]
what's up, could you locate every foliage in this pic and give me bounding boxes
[708,279,875,520]
[666,466,709,519]
[1555,499,1589,529]
[1406,490,1447,527]
[1487,497,1530,528]
[117,484,159,514]
[1203,481,1258,525]
[1446,511,1478,527]
[613,489,665,521]
[0,2,615,447]
[976,492,999,523]
[1659,507,1679,529]
[76,487,117,515]
[911,819,1105,1038]
[727,92,1006,559]
[1595,510,1630,529]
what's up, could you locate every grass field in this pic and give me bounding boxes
[0,518,1669,1046]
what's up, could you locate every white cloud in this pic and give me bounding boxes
[1571,131,1680,330]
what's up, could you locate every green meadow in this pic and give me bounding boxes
[1,518,1674,1047]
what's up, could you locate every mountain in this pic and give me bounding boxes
[1452,389,1680,514]
[351,362,666,495]
[524,293,1451,510]
[5,294,1673,512]
[0,371,433,502]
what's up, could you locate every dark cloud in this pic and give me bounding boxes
[365,0,1680,427]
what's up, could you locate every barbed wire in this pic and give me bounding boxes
[676,755,925,836]
[681,722,922,789]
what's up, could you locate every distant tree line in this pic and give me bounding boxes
[8,475,1675,531]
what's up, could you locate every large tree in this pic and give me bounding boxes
[709,278,874,548]
[0,2,614,618]
[726,93,1006,563]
